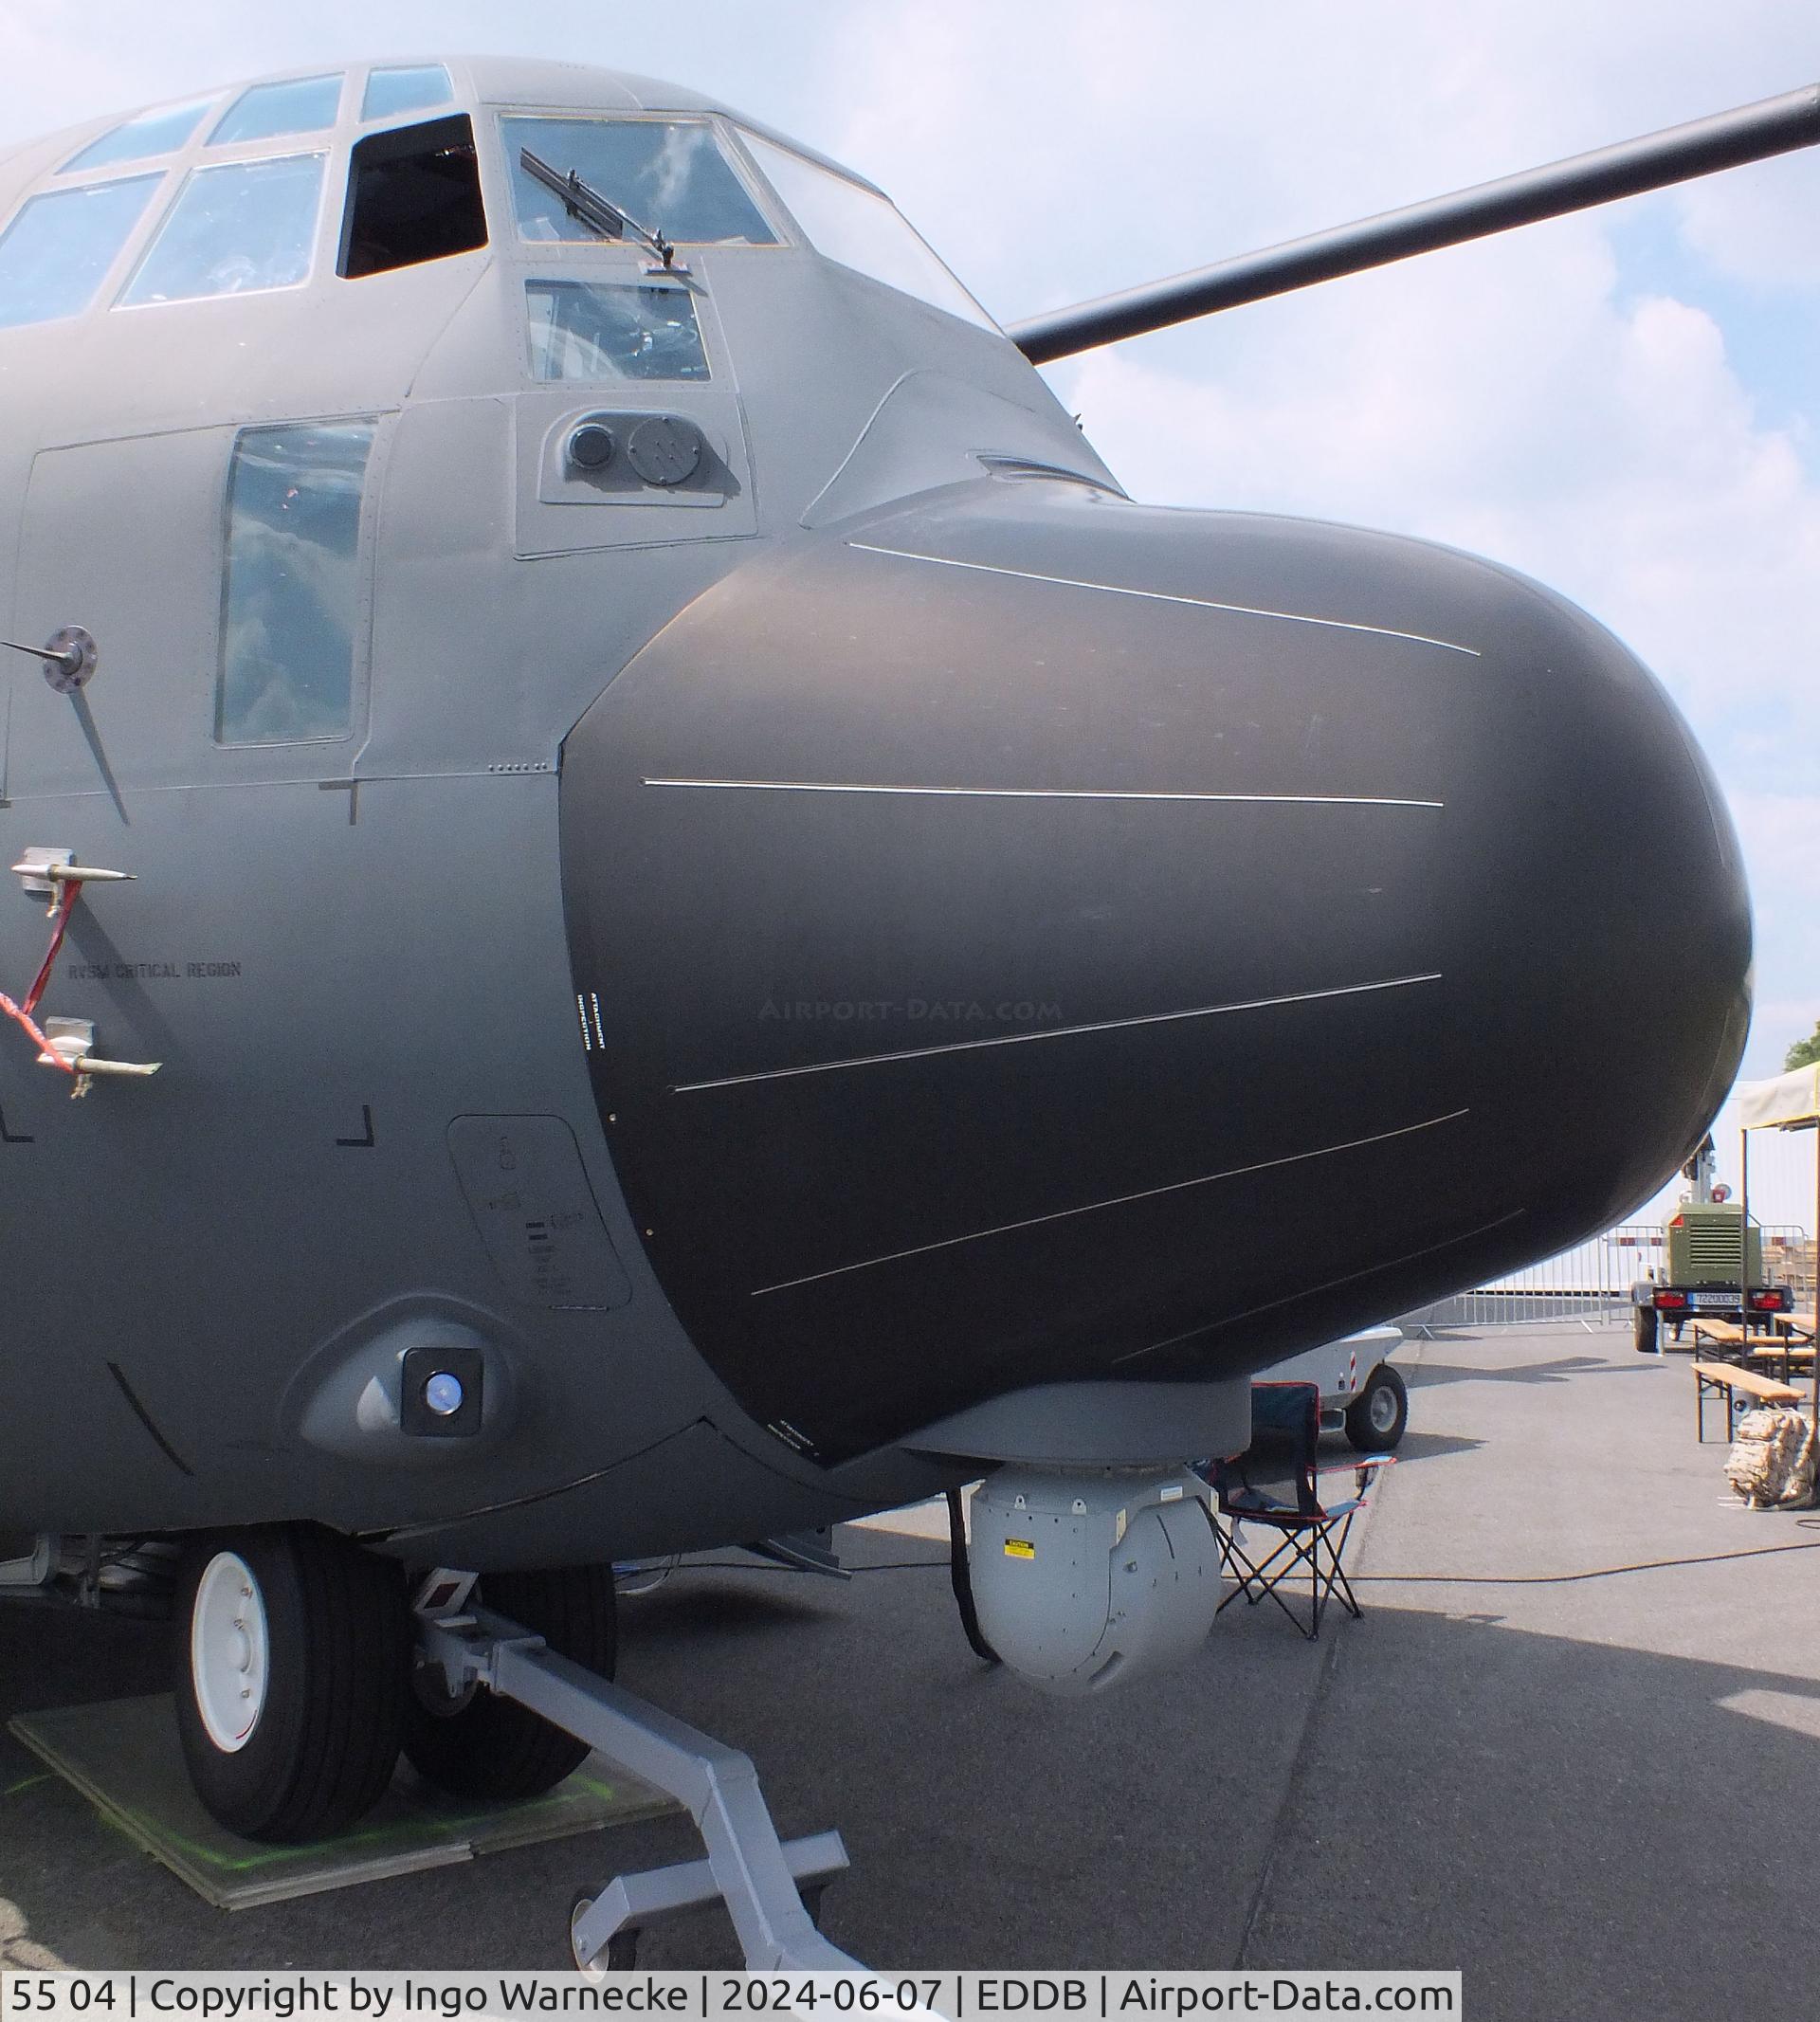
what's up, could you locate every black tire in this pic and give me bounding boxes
[404,1565,616,1802]
[174,1525,410,1844]
[1633,1302,1660,1354]
[1344,1364,1409,1452]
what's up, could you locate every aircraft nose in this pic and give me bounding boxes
[561,479,1749,1460]
[1419,538,1750,1237]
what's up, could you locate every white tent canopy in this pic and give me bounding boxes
[1733,1065,1820,1402]
[1737,1064,1820,1132]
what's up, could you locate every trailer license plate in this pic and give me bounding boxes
[1691,1291,1733,1308]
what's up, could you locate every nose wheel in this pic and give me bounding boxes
[188,1550,269,1753]
[174,1525,410,1843]
[405,1564,616,1801]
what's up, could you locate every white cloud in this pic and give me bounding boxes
[1676,140,1820,290]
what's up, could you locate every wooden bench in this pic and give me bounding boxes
[1689,1316,1809,1359]
[1691,1359,1802,1442]
[1748,1340,1817,1385]
[1690,1319,1751,1354]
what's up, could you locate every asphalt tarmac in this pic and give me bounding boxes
[3,1325,1816,2018]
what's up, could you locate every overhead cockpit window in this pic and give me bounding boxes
[61,99,211,173]
[739,132,995,332]
[504,118,777,246]
[209,74,343,147]
[525,279,709,382]
[342,115,485,278]
[217,420,375,745]
[0,175,161,329]
[361,64,453,124]
[119,155,324,305]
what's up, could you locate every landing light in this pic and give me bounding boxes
[424,1372,465,1417]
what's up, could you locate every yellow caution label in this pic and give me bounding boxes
[1003,1538,1035,1560]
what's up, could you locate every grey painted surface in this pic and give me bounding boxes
[0,58,1748,1568]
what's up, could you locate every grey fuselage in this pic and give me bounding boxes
[0,57,1749,1569]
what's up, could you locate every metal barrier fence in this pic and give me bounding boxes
[1400,1223,1811,1332]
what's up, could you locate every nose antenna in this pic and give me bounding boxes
[1,626,97,693]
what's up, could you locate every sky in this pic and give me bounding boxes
[1,0,1814,1205]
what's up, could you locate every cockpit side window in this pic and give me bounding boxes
[0,174,162,328]
[340,115,486,279]
[118,154,325,306]
[217,420,375,746]
[737,131,995,332]
[525,279,709,381]
[503,118,778,246]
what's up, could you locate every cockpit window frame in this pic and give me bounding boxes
[0,172,169,332]
[492,110,791,252]
[57,97,215,177]
[114,150,331,312]
[207,73,347,150]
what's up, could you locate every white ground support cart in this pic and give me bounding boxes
[1258,1324,1409,1452]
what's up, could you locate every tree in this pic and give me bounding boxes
[1786,1022,1820,1072]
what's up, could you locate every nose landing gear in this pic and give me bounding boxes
[414,1585,860,1972]
[174,1525,409,1844]
[173,1523,865,1970]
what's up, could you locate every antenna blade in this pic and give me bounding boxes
[1010,82,1820,364]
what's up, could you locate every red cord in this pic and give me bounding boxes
[1,879,82,1075]
[24,880,78,1016]
[0,991,76,1074]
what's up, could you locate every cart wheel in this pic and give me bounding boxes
[569,1893,600,1981]
[1633,1302,1659,1354]
[571,1893,642,1976]
[1344,1365,1408,1452]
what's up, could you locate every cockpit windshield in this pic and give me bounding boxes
[738,131,995,332]
[0,174,162,328]
[503,118,777,246]
[119,155,324,306]
[209,75,343,147]
[61,98,211,174]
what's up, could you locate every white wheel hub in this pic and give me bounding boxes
[191,1551,268,1753]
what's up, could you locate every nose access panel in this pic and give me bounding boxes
[515,379,753,555]
[560,476,1749,1464]
[448,1115,630,1311]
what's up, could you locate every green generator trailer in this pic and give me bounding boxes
[1665,1202,1764,1287]
[1631,1141,1792,1349]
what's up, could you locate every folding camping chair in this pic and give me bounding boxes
[1207,1380,1394,1640]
